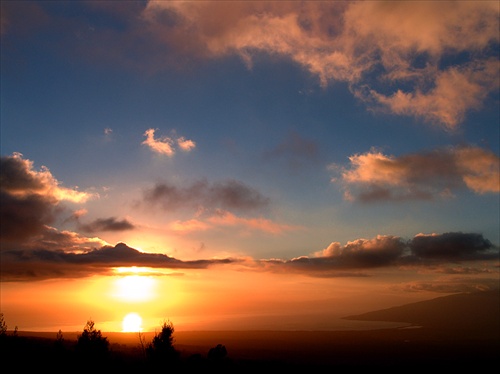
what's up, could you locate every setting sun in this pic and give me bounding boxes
[122,313,143,332]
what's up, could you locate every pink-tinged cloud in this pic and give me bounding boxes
[177,136,196,152]
[142,128,196,156]
[365,60,499,129]
[4,2,496,128]
[330,145,500,202]
[140,1,499,128]
[142,128,175,156]
[169,210,300,236]
[207,210,300,235]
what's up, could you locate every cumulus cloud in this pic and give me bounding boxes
[254,232,498,277]
[329,145,500,202]
[142,128,195,156]
[0,153,98,250]
[143,178,270,213]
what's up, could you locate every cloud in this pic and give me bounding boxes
[143,178,270,213]
[142,128,195,156]
[4,2,496,127]
[253,232,498,277]
[170,210,300,235]
[409,232,494,261]
[1,242,236,282]
[264,131,320,170]
[329,145,500,202]
[1,232,497,282]
[78,217,136,233]
[0,153,98,250]
[140,1,499,128]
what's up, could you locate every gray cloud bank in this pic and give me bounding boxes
[1,232,497,282]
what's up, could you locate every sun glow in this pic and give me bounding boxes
[114,274,156,302]
[122,313,143,332]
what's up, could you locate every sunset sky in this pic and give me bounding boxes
[1,1,499,333]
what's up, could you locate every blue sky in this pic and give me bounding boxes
[1,1,499,331]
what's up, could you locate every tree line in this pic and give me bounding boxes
[0,313,231,371]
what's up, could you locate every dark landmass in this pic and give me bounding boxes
[3,291,499,371]
[343,290,500,338]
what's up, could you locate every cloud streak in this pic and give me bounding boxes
[330,145,500,202]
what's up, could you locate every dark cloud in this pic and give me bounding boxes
[1,227,497,282]
[409,232,494,261]
[0,153,95,251]
[263,131,320,170]
[79,217,135,233]
[142,179,270,213]
[1,242,237,282]
[257,232,498,277]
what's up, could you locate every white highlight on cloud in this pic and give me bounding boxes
[142,128,196,156]
[4,152,96,203]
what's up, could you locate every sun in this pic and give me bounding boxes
[122,313,143,332]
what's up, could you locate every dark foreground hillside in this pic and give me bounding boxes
[2,291,498,371]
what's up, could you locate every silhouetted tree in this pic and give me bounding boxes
[146,319,179,365]
[0,313,7,337]
[54,330,65,350]
[76,319,109,362]
[208,344,227,361]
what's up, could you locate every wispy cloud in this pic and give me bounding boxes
[142,128,196,156]
[329,145,500,202]
[170,210,300,235]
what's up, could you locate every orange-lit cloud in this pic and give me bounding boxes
[141,1,499,128]
[169,211,299,236]
[330,145,500,202]
[142,128,196,156]
[0,153,99,251]
[3,1,496,127]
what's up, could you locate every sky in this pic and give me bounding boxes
[1,1,499,333]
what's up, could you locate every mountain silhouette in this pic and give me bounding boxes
[343,290,499,337]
